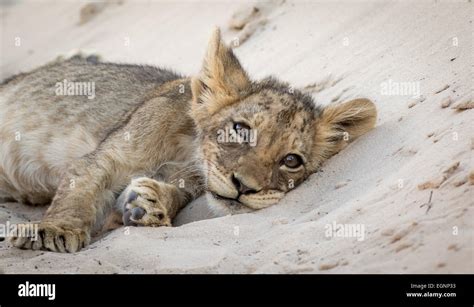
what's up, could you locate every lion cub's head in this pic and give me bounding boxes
[190,29,377,215]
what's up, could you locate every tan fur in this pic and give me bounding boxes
[314,98,378,163]
[1,29,376,252]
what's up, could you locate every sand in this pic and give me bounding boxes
[0,0,472,273]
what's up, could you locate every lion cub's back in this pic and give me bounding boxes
[0,56,181,201]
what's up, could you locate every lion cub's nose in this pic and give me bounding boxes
[232,174,257,195]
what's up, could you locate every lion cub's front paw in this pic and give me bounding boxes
[118,177,172,227]
[10,222,90,253]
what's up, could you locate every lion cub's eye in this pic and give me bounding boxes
[233,122,250,133]
[282,154,303,168]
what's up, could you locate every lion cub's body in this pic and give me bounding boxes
[1,30,376,253]
[1,56,203,242]
[0,56,194,206]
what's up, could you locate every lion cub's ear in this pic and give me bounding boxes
[191,28,251,116]
[314,98,377,161]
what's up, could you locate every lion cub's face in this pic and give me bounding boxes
[191,29,377,215]
[197,86,320,214]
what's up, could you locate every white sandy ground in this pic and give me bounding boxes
[0,0,472,273]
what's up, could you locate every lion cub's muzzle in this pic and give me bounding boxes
[208,171,285,212]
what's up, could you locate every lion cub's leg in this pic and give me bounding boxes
[116,177,191,227]
[10,156,125,253]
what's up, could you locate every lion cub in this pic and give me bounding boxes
[0,29,376,252]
